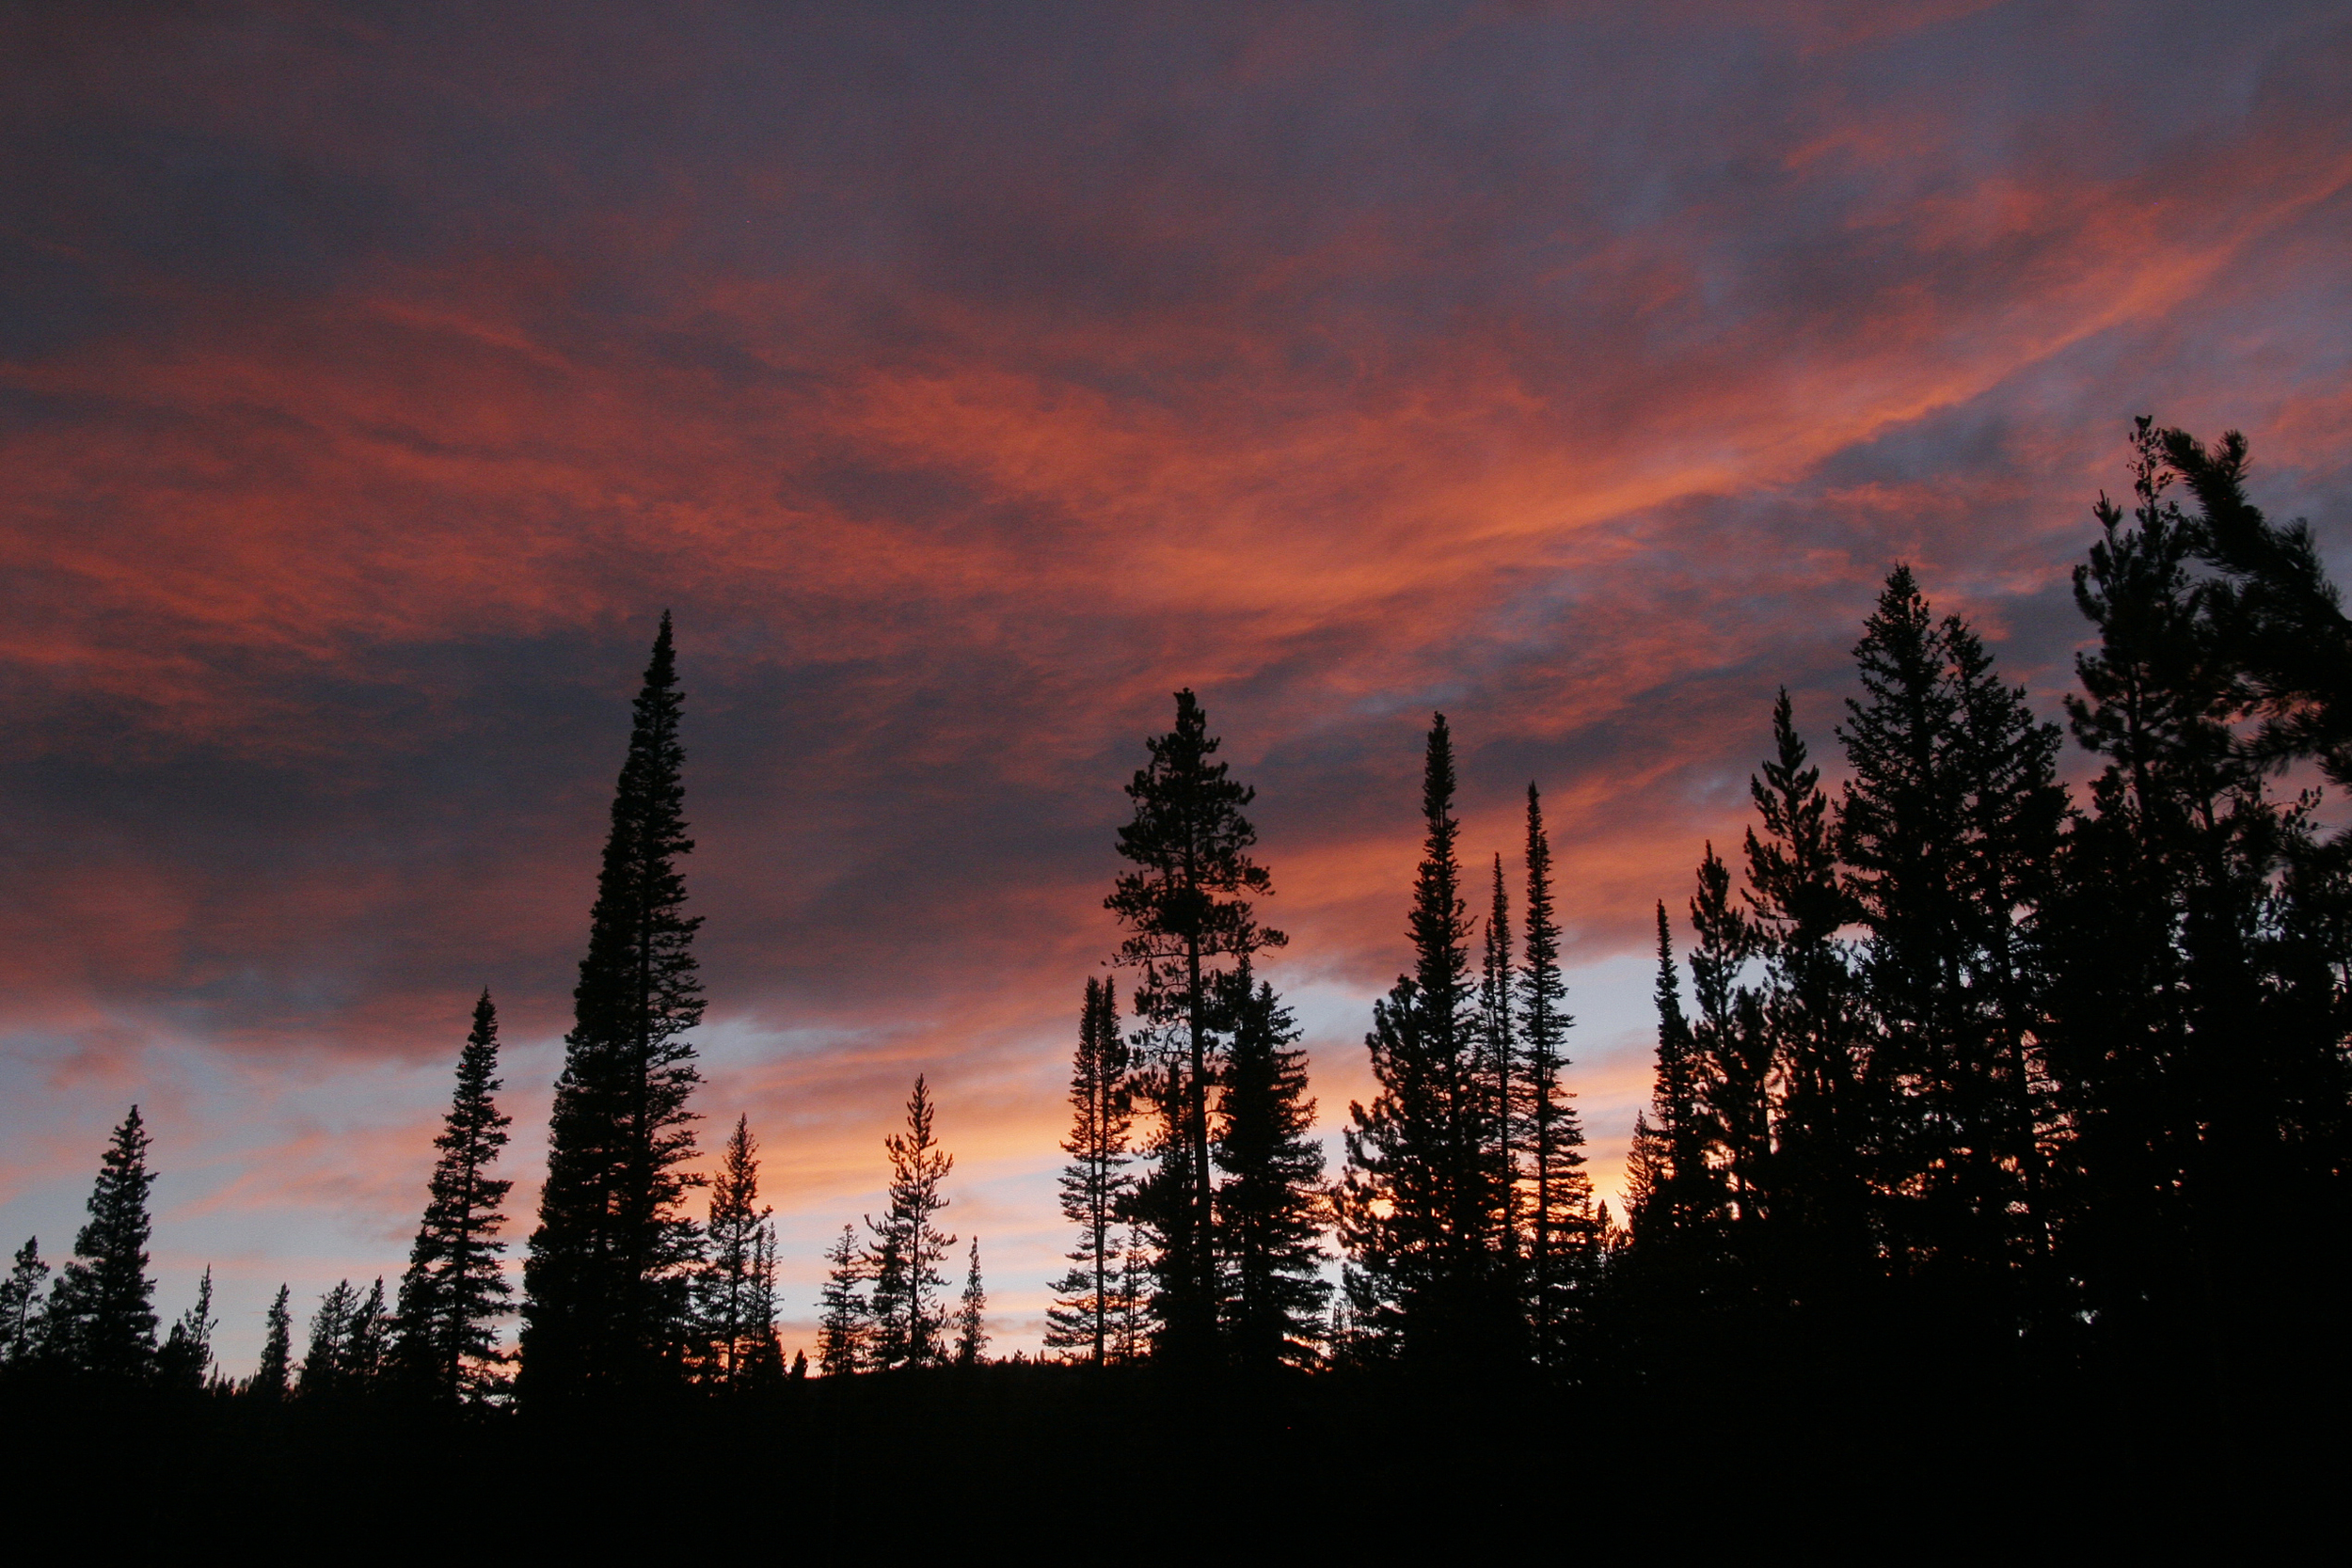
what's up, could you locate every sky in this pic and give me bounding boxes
[5,0,2350,1372]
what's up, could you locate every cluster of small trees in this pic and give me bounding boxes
[1615,422,2352,1386]
[813,1077,990,1375]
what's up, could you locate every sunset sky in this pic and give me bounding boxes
[5,2,2349,1370]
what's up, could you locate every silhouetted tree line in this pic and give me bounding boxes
[1613,422,2352,1399]
[8,423,2345,1411]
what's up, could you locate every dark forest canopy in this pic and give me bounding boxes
[7,421,2348,1440]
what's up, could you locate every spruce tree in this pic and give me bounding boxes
[523,614,707,1397]
[298,1280,358,1400]
[1741,691,1866,1304]
[740,1224,787,1389]
[248,1285,293,1402]
[1113,1226,1150,1364]
[158,1266,217,1390]
[695,1116,776,1387]
[864,1076,956,1370]
[395,990,515,1402]
[1517,786,1589,1366]
[954,1240,988,1367]
[40,1106,160,1379]
[1340,715,1509,1364]
[1478,852,1518,1266]
[1105,689,1284,1361]
[1628,902,1721,1247]
[815,1224,870,1377]
[1838,566,2064,1323]
[1689,844,1768,1243]
[1212,965,1330,1371]
[346,1277,391,1391]
[1,1239,47,1366]
[1044,978,1134,1365]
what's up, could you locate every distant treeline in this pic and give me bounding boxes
[7,420,2346,1411]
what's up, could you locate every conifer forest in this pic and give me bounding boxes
[8,3,2351,1539]
[7,424,2347,1528]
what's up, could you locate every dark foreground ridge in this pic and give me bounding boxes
[3,1354,2334,1543]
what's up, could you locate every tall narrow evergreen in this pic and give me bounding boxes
[865,1076,957,1370]
[524,614,707,1397]
[1341,715,1509,1364]
[394,990,514,1402]
[1045,979,1134,1365]
[158,1265,217,1391]
[1630,901,1714,1243]
[696,1116,777,1387]
[1,1240,47,1365]
[815,1224,869,1377]
[40,1106,159,1379]
[1689,844,1768,1239]
[1517,785,1588,1364]
[1113,1226,1150,1364]
[1212,966,1329,1371]
[249,1285,293,1402]
[1477,853,1518,1263]
[1741,692,1866,1298]
[1105,689,1283,1361]
[954,1240,988,1367]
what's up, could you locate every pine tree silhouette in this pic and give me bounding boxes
[816,1224,870,1377]
[2042,421,2352,1390]
[1106,689,1283,1362]
[1,1239,47,1366]
[1838,567,2063,1324]
[1340,716,1508,1364]
[1517,786,1589,1366]
[158,1266,216,1390]
[1212,965,1329,1371]
[395,990,514,1402]
[40,1106,159,1379]
[299,1280,358,1400]
[1740,692,1865,1308]
[523,614,707,1397]
[1045,978,1133,1365]
[696,1116,776,1387]
[1689,842,1767,1249]
[248,1284,293,1401]
[865,1077,956,1370]
[1477,853,1519,1279]
[954,1240,987,1367]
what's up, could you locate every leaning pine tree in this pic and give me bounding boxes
[523,613,707,1398]
[1105,689,1284,1363]
[1044,977,1134,1365]
[40,1106,160,1379]
[394,990,514,1402]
